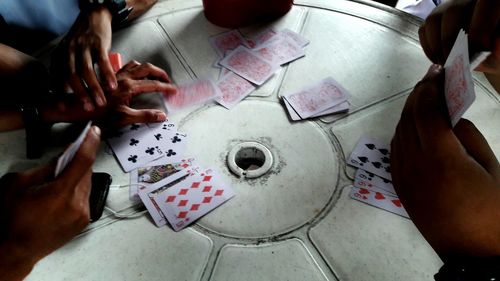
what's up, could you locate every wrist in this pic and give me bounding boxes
[79,0,132,26]
[0,242,37,281]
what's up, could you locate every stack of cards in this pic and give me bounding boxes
[282,77,350,120]
[347,136,409,218]
[107,120,187,172]
[132,158,235,231]
[210,28,310,109]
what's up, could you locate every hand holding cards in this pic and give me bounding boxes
[55,122,92,177]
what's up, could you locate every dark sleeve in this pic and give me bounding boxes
[434,256,500,281]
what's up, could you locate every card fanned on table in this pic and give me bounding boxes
[206,28,310,110]
[347,136,409,219]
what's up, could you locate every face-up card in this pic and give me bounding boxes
[164,79,220,112]
[350,186,408,218]
[130,158,195,202]
[284,77,350,119]
[444,30,475,127]
[209,30,250,57]
[138,169,191,227]
[254,37,305,65]
[219,46,279,85]
[147,119,176,134]
[55,121,92,177]
[216,71,256,109]
[347,136,392,181]
[280,28,310,48]
[354,168,395,195]
[154,169,235,231]
[156,130,188,164]
[107,125,165,172]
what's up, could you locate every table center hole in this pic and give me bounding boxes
[235,147,266,171]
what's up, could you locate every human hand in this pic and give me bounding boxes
[418,0,500,91]
[0,126,101,280]
[51,7,116,111]
[390,64,500,258]
[41,61,176,128]
[100,60,177,127]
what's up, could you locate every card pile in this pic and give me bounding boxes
[347,136,409,218]
[107,121,235,231]
[210,28,309,109]
[130,158,235,231]
[282,77,350,120]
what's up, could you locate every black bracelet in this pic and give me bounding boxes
[20,105,50,159]
[79,0,133,26]
[435,256,500,281]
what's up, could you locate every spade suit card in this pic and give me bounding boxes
[347,136,392,180]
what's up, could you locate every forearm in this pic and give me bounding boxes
[0,109,23,132]
[0,243,37,281]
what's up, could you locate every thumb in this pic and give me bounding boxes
[454,119,500,180]
[116,106,167,127]
[56,126,101,194]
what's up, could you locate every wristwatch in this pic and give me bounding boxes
[79,0,133,25]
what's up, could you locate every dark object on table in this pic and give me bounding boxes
[89,172,112,222]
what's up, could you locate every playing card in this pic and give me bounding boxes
[350,186,408,218]
[254,37,305,65]
[55,121,92,177]
[209,30,250,57]
[130,158,195,202]
[444,30,475,127]
[354,169,395,195]
[107,124,166,172]
[108,52,122,73]
[154,169,235,231]
[280,28,310,48]
[347,136,392,180]
[156,130,188,164]
[283,97,349,121]
[251,28,278,47]
[470,51,492,70]
[284,77,350,119]
[216,71,256,109]
[138,168,193,227]
[164,79,220,112]
[219,46,279,85]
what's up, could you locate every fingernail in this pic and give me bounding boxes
[84,101,94,112]
[156,112,167,121]
[110,81,117,90]
[429,64,443,74]
[93,126,101,136]
[96,96,105,106]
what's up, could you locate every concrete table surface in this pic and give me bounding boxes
[1,0,498,280]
